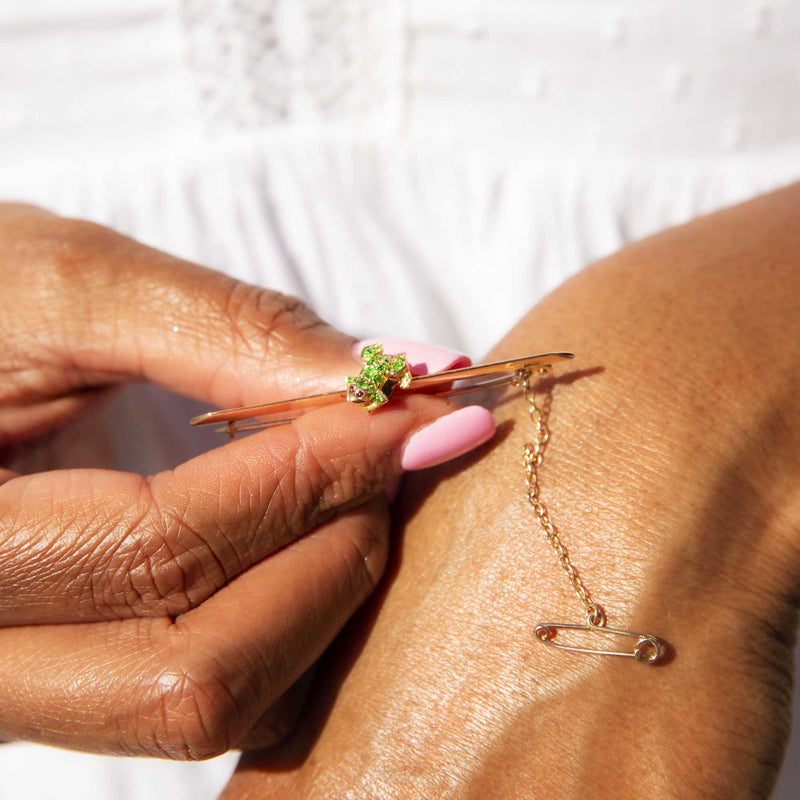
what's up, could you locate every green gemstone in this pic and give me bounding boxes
[361,344,383,362]
[356,376,371,390]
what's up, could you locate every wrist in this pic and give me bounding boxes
[224,184,800,800]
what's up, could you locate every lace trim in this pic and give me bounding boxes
[181,0,403,129]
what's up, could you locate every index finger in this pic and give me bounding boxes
[1,207,355,410]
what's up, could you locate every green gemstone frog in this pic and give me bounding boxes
[346,344,413,412]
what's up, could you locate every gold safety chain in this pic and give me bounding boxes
[514,369,664,664]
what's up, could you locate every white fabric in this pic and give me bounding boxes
[1,0,799,798]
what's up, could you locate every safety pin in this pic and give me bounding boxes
[534,619,664,664]
[190,352,574,437]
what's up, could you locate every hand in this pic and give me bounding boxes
[0,204,494,758]
[224,184,800,798]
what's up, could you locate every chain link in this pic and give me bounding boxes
[516,369,606,627]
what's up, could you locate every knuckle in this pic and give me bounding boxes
[96,481,229,618]
[0,478,233,623]
[138,654,240,760]
[219,281,327,359]
[0,491,129,623]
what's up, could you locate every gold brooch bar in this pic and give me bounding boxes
[190,352,574,438]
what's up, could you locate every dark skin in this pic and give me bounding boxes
[0,204,466,758]
[224,183,800,798]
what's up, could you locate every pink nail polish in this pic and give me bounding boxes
[400,406,496,471]
[353,338,471,376]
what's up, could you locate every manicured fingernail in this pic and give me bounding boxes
[353,338,471,376]
[383,476,403,504]
[401,406,496,471]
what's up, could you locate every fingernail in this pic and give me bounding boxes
[383,476,403,504]
[401,406,496,471]
[353,338,471,376]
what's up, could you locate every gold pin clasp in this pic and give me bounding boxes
[534,614,664,664]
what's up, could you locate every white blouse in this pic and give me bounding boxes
[0,1,798,798]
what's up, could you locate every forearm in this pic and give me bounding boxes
[225,182,800,799]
